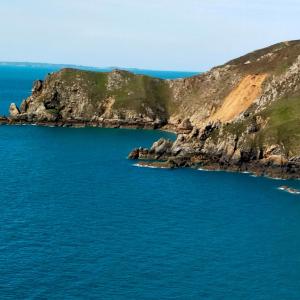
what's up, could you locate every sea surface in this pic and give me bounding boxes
[0,64,300,300]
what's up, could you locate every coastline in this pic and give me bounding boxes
[1,116,299,181]
[132,159,300,181]
[0,117,177,131]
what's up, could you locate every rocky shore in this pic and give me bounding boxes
[4,40,300,179]
[2,115,167,130]
[128,135,300,180]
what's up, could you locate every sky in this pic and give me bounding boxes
[0,0,299,71]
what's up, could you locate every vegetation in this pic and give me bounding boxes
[258,96,300,155]
[46,108,60,115]
[225,40,300,75]
[37,41,300,159]
[59,68,109,100]
[58,68,172,117]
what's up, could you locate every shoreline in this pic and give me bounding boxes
[129,155,300,181]
[133,159,296,182]
[0,117,179,133]
[1,117,300,181]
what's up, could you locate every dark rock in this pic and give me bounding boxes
[150,138,173,156]
[44,91,60,109]
[20,100,29,113]
[32,80,43,95]
[128,148,140,160]
[246,121,259,133]
[179,118,193,131]
[199,123,217,141]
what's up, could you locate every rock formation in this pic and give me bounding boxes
[5,40,300,178]
[9,103,20,117]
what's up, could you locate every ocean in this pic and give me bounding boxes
[0,64,300,299]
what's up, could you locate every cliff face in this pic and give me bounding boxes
[11,69,172,128]
[8,40,300,178]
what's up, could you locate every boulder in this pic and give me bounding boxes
[128,148,140,159]
[9,103,20,117]
[265,155,288,166]
[150,138,173,156]
[128,147,150,159]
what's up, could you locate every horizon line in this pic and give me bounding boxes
[0,61,201,74]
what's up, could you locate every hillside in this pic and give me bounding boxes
[6,40,300,178]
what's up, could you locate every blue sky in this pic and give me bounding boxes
[0,0,299,71]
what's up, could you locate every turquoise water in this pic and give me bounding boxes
[0,65,300,299]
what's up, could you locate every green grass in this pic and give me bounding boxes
[223,121,248,136]
[46,108,60,115]
[224,40,300,76]
[210,96,300,156]
[111,74,171,115]
[59,68,109,100]
[59,68,172,117]
[258,96,300,155]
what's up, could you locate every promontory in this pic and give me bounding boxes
[4,40,300,179]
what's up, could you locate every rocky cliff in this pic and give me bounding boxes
[7,40,300,178]
[8,69,172,129]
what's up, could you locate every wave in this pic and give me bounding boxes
[278,186,300,195]
[133,163,169,169]
[198,168,214,172]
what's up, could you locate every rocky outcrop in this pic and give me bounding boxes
[128,138,173,160]
[9,103,20,117]
[128,41,300,179]
[5,40,300,178]
[7,69,171,129]
[129,132,300,179]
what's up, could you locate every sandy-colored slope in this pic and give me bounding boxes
[210,74,267,123]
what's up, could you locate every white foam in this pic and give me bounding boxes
[265,175,287,181]
[198,168,213,172]
[198,168,223,172]
[278,187,300,195]
[133,163,169,169]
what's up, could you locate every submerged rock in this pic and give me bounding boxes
[279,186,300,195]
